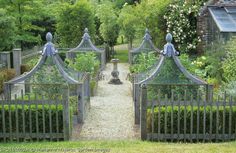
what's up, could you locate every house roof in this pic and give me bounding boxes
[208,6,236,32]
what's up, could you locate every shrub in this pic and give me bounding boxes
[0,69,16,93]
[222,37,236,83]
[20,64,31,74]
[147,106,236,141]
[0,9,16,51]
[66,52,100,78]
[130,52,157,73]
[164,0,207,54]
[56,1,95,47]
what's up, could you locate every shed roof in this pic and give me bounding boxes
[209,6,236,32]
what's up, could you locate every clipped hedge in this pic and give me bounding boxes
[147,106,236,139]
[0,104,67,141]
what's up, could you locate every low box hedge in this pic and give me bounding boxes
[147,106,236,136]
[0,104,72,141]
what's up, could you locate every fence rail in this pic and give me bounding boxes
[0,93,71,142]
[140,86,236,142]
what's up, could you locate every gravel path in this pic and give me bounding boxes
[72,63,140,140]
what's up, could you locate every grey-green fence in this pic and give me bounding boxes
[0,92,71,142]
[140,86,236,142]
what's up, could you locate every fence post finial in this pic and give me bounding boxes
[46,32,53,42]
[84,28,88,33]
[43,32,57,56]
[143,28,151,40]
[82,28,90,40]
[162,33,179,57]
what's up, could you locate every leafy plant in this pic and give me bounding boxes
[222,37,236,83]
[66,52,100,78]
[0,9,16,51]
[130,52,157,73]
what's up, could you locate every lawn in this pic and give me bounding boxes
[114,50,129,63]
[0,140,236,153]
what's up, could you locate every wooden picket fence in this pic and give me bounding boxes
[140,86,236,142]
[0,92,71,142]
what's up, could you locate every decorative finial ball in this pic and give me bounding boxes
[46,32,53,42]
[166,33,172,43]
[84,28,88,33]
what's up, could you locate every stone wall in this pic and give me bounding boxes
[197,0,218,54]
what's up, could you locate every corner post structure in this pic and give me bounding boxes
[141,84,147,140]
[63,87,70,140]
[129,28,160,64]
[134,83,140,124]
[13,48,22,76]
[78,84,85,123]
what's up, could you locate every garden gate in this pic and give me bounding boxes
[134,33,236,142]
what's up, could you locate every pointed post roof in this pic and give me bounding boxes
[130,28,160,53]
[68,28,104,52]
[7,32,80,84]
[137,33,207,85]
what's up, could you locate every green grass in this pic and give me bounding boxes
[0,140,236,153]
[114,50,129,63]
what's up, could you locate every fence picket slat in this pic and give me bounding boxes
[49,97,52,141]
[184,91,187,142]
[1,98,6,142]
[171,90,174,142]
[229,96,232,140]
[190,95,193,143]
[21,90,25,141]
[56,96,59,141]
[178,94,180,141]
[216,95,220,142]
[28,94,32,142]
[151,100,154,141]
[223,92,226,141]
[8,96,12,142]
[35,94,39,141]
[210,95,213,141]
[42,95,46,141]
[158,90,161,141]
[197,91,200,142]
[15,94,19,142]
[203,98,206,142]
[164,94,168,142]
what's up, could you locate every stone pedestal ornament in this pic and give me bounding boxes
[108,59,122,85]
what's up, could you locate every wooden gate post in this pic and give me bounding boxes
[135,83,140,124]
[78,84,85,123]
[141,84,147,140]
[63,88,70,140]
